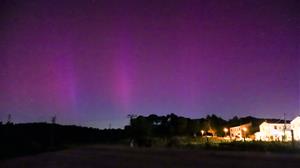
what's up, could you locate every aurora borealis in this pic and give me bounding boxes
[0,0,299,128]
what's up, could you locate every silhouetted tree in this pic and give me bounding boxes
[127,114,268,138]
[0,122,128,159]
[175,117,188,135]
[205,114,227,136]
[131,116,152,138]
[127,114,137,125]
[187,119,200,136]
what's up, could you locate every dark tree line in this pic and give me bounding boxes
[125,114,268,139]
[0,123,125,159]
[0,114,277,158]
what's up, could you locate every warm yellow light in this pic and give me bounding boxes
[201,130,205,135]
[242,127,247,132]
[223,128,228,132]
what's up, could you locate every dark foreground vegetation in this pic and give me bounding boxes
[1,145,300,168]
[0,114,297,159]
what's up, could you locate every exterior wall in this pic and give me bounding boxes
[230,123,251,140]
[255,122,291,141]
[230,126,242,139]
[291,116,300,141]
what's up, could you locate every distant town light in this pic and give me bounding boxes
[242,127,247,132]
[223,128,228,133]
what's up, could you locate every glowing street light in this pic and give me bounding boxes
[223,128,228,137]
[201,130,205,136]
[201,130,209,143]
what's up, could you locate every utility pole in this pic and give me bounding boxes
[127,114,137,126]
[291,130,295,149]
[283,112,286,141]
[7,114,11,124]
[127,114,137,147]
[51,115,56,124]
[50,115,56,148]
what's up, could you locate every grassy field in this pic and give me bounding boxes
[138,136,300,153]
[1,145,300,168]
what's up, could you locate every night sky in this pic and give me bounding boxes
[0,0,299,128]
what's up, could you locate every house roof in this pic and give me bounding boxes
[264,119,291,124]
[229,122,252,129]
[291,116,300,123]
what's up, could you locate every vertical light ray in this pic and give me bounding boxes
[112,21,135,112]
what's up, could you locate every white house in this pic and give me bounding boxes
[255,121,291,141]
[291,116,300,141]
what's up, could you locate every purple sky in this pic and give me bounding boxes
[0,0,299,128]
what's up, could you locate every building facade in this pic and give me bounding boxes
[255,121,291,141]
[229,123,251,140]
